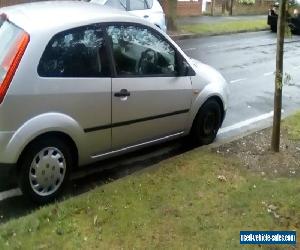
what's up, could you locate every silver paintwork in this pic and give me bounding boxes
[0,2,228,171]
[90,0,167,32]
[29,147,66,196]
[91,131,184,159]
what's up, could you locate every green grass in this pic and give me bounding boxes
[283,111,300,140]
[180,19,268,35]
[0,112,300,249]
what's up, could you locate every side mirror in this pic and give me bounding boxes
[182,60,195,76]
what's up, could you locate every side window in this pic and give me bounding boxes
[145,0,153,8]
[105,0,127,10]
[38,25,110,77]
[129,0,149,10]
[107,25,177,76]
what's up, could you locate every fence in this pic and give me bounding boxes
[206,0,275,15]
[160,0,203,17]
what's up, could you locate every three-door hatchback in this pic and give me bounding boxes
[0,1,228,203]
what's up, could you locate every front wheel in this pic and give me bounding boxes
[18,137,72,204]
[191,99,222,146]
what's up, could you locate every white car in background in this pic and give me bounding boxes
[90,0,167,32]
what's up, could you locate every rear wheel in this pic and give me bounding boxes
[18,137,72,204]
[191,99,222,145]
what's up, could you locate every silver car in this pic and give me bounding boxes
[89,0,167,32]
[0,1,228,203]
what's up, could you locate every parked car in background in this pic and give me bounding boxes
[0,1,228,203]
[90,0,167,32]
[267,0,300,34]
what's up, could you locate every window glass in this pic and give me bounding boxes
[38,25,110,77]
[129,0,148,10]
[107,25,177,76]
[146,0,153,8]
[90,0,107,4]
[104,0,127,9]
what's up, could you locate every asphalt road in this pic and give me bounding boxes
[178,31,300,129]
[1,31,300,223]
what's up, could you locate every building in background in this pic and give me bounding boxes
[0,0,40,7]
[160,0,203,16]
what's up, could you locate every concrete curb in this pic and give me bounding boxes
[170,28,269,41]
[204,109,300,151]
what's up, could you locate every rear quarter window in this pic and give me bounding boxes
[38,25,110,78]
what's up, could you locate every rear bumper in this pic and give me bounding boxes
[0,163,17,186]
[0,131,18,164]
[268,14,300,33]
[289,17,300,33]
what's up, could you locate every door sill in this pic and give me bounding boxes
[91,131,184,159]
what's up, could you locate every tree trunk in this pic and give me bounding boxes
[222,0,226,14]
[229,0,233,16]
[211,0,215,16]
[271,0,287,152]
[167,0,177,31]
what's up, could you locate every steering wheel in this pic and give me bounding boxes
[138,48,158,74]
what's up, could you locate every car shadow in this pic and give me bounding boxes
[0,138,195,224]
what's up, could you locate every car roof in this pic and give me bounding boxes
[0,1,151,34]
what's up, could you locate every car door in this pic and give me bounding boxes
[37,24,112,158]
[106,23,193,149]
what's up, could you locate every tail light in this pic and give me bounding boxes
[0,29,30,104]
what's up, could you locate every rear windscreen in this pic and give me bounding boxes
[0,19,24,81]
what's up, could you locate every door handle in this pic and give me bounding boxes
[114,89,131,97]
[144,15,149,18]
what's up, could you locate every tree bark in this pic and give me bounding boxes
[229,0,233,16]
[271,0,287,152]
[167,0,177,31]
[222,0,226,14]
[211,0,215,16]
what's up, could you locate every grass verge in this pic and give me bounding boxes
[0,113,299,249]
[180,19,268,35]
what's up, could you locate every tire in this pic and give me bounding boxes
[18,136,72,204]
[191,99,222,146]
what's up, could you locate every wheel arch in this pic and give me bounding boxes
[187,94,226,134]
[17,131,79,174]
[4,112,85,166]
